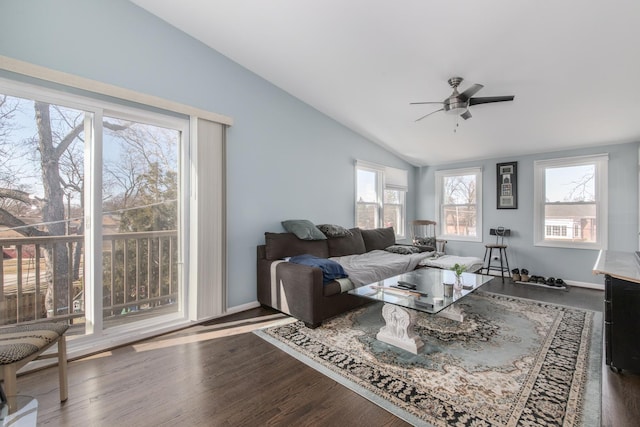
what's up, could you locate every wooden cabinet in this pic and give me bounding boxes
[594,250,640,372]
[604,275,640,371]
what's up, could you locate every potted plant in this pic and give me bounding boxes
[451,263,466,289]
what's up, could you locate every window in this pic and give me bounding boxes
[384,189,405,237]
[0,66,228,356]
[534,154,608,249]
[435,167,482,242]
[0,82,187,334]
[355,161,407,238]
[101,113,182,330]
[356,167,380,230]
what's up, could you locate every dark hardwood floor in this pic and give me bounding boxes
[11,281,640,426]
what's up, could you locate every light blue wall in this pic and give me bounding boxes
[418,142,639,284]
[0,0,417,307]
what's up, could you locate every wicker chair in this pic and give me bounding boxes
[0,322,69,413]
[410,220,446,252]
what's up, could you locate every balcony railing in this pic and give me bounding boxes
[0,231,178,327]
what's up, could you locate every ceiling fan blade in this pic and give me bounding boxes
[460,110,472,120]
[458,84,484,101]
[415,108,444,122]
[410,101,444,105]
[469,96,515,105]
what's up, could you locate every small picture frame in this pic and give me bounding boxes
[497,161,517,209]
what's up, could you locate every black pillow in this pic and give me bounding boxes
[316,224,353,238]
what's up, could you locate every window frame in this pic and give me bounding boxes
[355,160,407,238]
[0,61,228,357]
[384,188,406,238]
[0,77,190,335]
[533,154,608,249]
[435,167,483,242]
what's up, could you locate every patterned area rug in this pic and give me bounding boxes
[254,292,602,426]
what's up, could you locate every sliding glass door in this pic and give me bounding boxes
[101,114,182,329]
[0,82,187,335]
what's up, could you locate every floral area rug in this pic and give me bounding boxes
[254,291,602,426]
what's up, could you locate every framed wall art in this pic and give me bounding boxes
[497,161,517,209]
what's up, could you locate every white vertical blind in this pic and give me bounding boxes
[83,112,103,334]
[189,117,227,320]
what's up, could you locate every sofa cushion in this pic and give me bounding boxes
[327,228,366,257]
[281,219,327,240]
[361,227,396,251]
[264,232,329,260]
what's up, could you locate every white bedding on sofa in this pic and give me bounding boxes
[330,249,432,287]
[418,254,484,272]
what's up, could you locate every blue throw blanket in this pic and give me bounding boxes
[288,254,348,284]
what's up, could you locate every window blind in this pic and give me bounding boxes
[384,166,408,192]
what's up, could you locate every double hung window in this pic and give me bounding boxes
[534,154,608,249]
[355,161,407,238]
[435,167,482,242]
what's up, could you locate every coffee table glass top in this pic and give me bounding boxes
[348,268,494,314]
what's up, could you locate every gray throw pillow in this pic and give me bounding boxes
[316,224,353,238]
[281,219,327,240]
[385,244,423,255]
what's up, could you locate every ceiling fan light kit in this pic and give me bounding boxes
[411,77,514,122]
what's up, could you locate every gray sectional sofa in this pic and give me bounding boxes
[257,227,429,327]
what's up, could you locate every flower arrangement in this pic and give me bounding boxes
[451,263,466,277]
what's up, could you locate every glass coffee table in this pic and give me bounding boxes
[349,268,494,354]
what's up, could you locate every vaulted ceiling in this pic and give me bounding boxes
[131,0,640,166]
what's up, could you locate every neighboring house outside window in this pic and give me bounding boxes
[435,167,483,242]
[355,160,408,238]
[534,154,608,249]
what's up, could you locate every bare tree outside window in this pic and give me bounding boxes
[0,92,180,326]
[442,174,477,237]
[0,98,86,318]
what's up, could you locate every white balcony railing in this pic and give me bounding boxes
[0,231,178,327]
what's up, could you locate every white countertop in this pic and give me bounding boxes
[593,250,640,284]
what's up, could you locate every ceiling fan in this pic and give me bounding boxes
[411,77,514,122]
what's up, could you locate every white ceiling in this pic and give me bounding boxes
[131,0,640,166]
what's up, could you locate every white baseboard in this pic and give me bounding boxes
[225,300,261,314]
[564,280,604,291]
[485,270,605,291]
[192,300,261,325]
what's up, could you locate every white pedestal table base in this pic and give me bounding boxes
[376,301,468,354]
[376,303,424,354]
